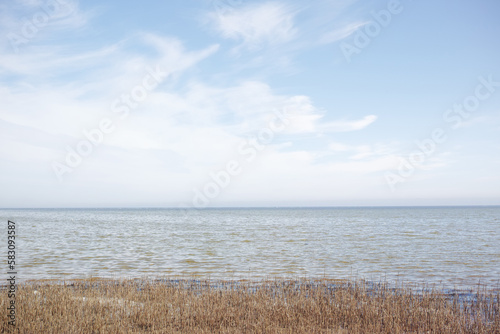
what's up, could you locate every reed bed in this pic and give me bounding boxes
[1,277,499,333]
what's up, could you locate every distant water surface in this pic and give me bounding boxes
[1,207,499,288]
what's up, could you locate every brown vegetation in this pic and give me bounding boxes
[1,278,499,333]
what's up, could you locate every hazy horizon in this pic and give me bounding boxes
[2,204,500,209]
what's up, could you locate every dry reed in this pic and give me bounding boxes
[1,277,499,333]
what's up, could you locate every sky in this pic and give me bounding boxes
[1,0,499,208]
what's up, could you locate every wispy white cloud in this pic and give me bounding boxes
[0,32,219,143]
[207,2,298,50]
[322,115,377,132]
[319,21,368,44]
[1,0,94,53]
[0,0,382,207]
[328,141,397,161]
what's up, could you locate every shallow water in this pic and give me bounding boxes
[1,207,499,288]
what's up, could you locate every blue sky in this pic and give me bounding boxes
[1,0,499,207]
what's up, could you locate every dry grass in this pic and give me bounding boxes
[1,277,499,333]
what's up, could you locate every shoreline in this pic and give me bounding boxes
[5,274,500,293]
[2,276,499,333]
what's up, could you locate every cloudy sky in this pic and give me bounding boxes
[1,0,499,208]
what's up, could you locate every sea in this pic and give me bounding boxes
[1,206,499,289]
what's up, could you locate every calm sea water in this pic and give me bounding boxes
[1,207,499,288]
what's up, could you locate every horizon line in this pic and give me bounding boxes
[1,205,499,210]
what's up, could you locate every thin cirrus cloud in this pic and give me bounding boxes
[328,141,396,161]
[0,8,381,207]
[1,0,93,49]
[207,2,298,50]
[1,32,219,117]
[319,21,369,44]
[322,115,377,132]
